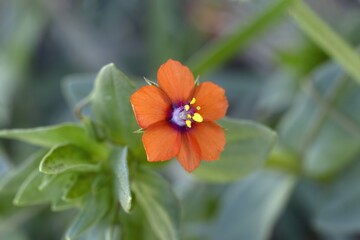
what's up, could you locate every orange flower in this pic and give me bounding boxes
[130,59,228,172]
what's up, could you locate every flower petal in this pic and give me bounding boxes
[193,82,228,121]
[157,59,195,104]
[130,85,171,129]
[176,133,201,172]
[188,122,226,161]
[142,121,181,162]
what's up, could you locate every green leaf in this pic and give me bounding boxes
[14,171,76,206]
[314,158,360,235]
[90,63,144,158]
[0,123,108,159]
[211,170,295,240]
[0,191,19,217]
[257,71,299,118]
[38,174,57,190]
[73,204,119,240]
[187,0,294,76]
[65,188,111,240]
[0,150,45,193]
[289,0,360,84]
[109,146,132,213]
[194,117,277,182]
[51,197,81,212]
[132,167,180,240]
[121,205,159,240]
[39,144,100,174]
[64,175,93,201]
[279,62,360,177]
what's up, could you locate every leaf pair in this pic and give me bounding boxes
[0,150,81,211]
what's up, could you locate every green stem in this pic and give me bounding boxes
[289,0,360,84]
[265,147,301,175]
[74,95,91,120]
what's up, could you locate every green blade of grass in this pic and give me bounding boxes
[289,0,360,84]
[187,0,294,76]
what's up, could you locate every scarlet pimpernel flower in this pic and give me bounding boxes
[130,59,228,172]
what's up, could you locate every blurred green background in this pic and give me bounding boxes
[1,0,360,239]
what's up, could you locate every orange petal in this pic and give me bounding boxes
[130,85,171,129]
[193,82,228,121]
[176,133,201,172]
[142,121,181,162]
[188,122,225,161]
[157,59,195,104]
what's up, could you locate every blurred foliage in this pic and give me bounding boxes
[0,0,360,239]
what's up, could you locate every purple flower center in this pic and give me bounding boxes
[171,106,193,127]
[170,98,203,129]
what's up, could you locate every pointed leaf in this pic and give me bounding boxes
[51,197,81,212]
[73,203,119,240]
[65,188,111,240]
[0,123,107,159]
[14,171,76,206]
[212,170,295,240]
[109,146,132,213]
[38,174,57,190]
[90,64,144,157]
[132,167,180,240]
[40,144,100,174]
[64,175,94,201]
[194,117,277,182]
[122,205,159,240]
[0,150,45,193]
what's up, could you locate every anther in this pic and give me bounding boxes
[192,113,203,122]
[190,98,196,105]
[186,120,192,128]
[184,105,190,111]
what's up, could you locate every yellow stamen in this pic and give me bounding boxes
[184,105,190,111]
[186,120,192,128]
[192,113,203,122]
[196,106,201,110]
[187,114,192,119]
[190,98,196,105]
